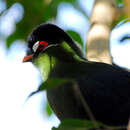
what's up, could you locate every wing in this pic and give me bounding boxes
[77,68,130,125]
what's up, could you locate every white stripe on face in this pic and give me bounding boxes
[33,41,39,52]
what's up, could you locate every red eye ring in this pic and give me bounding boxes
[39,41,49,50]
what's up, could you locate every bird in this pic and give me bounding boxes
[23,23,130,127]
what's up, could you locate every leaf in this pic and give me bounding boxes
[42,0,79,22]
[46,102,53,117]
[53,119,126,130]
[53,119,105,130]
[116,0,123,5]
[66,30,84,49]
[52,127,84,130]
[6,0,18,8]
[6,25,26,48]
[28,78,72,98]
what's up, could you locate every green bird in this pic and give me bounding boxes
[23,24,130,127]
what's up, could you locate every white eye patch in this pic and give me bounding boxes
[32,41,39,52]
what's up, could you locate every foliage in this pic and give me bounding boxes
[46,102,53,117]
[1,0,88,48]
[116,0,124,6]
[1,0,128,48]
[52,119,104,130]
[52,119,126,130]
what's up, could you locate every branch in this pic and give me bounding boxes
[86,0,123,64]
[123,0,130,18]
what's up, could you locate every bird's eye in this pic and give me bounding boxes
[39,41,49,51]
[32,41,49,52]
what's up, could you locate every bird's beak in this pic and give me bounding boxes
[23,54,33,62]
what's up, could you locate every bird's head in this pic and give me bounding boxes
[23,24,85,80]
[23,23,84,62]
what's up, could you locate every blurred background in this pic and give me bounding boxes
[0,0,129,130]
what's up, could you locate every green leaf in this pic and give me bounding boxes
[6,0,18,8]
[53,119,126,130]
[52,127,84,130]
[46,102,53,117]
[28,78,72,98]
[6,26,26,48]
[66,30,84,49]
[116,0,123,5]
[53,119,105,130]
[62,0,75,3]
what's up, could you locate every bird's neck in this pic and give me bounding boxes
[34,50,113,82]
[47,44,85,79]
[34,42,110,81]
[33,42,85,81]
[47,42,85,62]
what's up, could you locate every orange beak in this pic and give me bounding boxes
[23,55,33,62]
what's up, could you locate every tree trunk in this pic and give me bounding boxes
[86,0,121,64]
[123,0,130,18]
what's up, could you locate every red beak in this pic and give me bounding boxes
[23,55,33,62]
